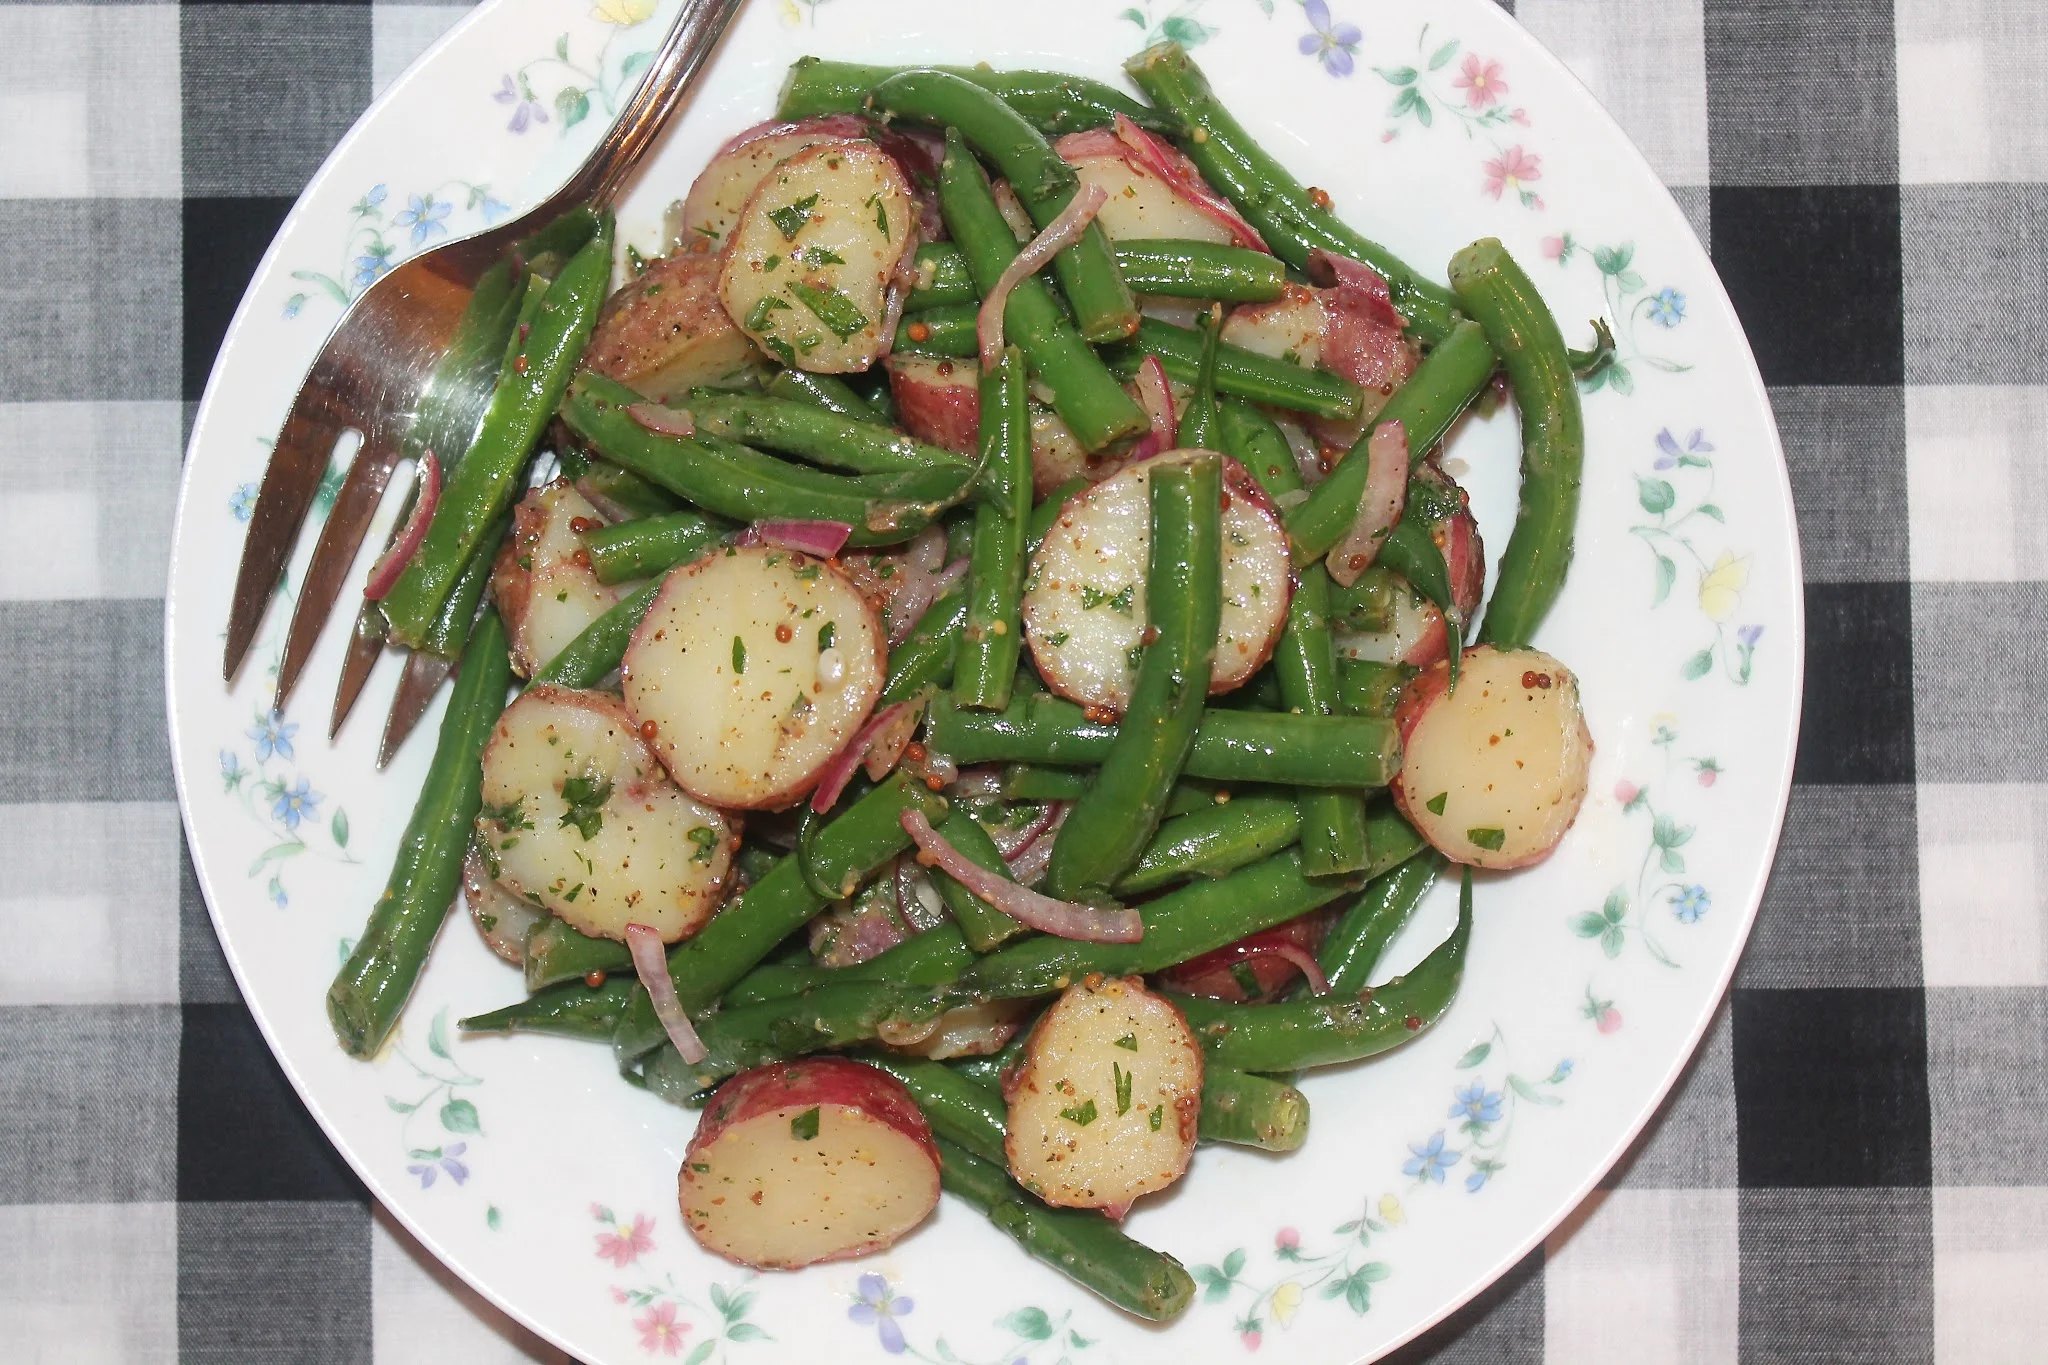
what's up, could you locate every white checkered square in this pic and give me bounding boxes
[1933,1186,2048,1363]
[0,402,186,601]
[1918,784,2045,988]
[1906,386,2048,583]
[373,6,473,100]
[0,7,180,199]
[1898,0,2048,184]
[0,1202,176,1363]
[1543,1188,1740,1364]
[372,1206,570,1364]
[1517,0,1711,188]
[0,802,184,1005]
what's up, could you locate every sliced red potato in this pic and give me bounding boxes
[477,687,735,942]
[1221,283,1416,445]
[673,115,870,252]
[1154,910,1333,1003]
[490,481,619,678]
[1054,129,1238,245]
[720,141,918,373]
[1390,646,1594,870]
[887,354,980,455]
[1333,476,1484,670]
[1023,452,1290,711]
[1004,976,1202,1214]
[585,250,768,403]
[463,842,547,966]
[680,1058,941,1270]
[622,545,885,810]
[1029,406,1088,496]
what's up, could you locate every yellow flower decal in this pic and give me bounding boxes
[1378,1193,1405,1225]
[591,0,654,27]
[1270,1281,1304,1327]
[1697,551,1749,624]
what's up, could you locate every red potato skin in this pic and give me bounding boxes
[1377,471,1485,670]
[1154,910,1332,1003]
[887,355,981,455]
[585,250,759,404]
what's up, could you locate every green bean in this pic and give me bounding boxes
[927,691,1400,788]
[933,1139,1196,1323]
[461,974,637,1040]
[580,509,729,585]
[880,581,969,705]
[382,218,612,645]
[929,809,1028,954]
[1359,800,1428,877]
[683,391,970,476]
[327,610,513,1057]
[961,849,1359,1002]
[1330,565,1397,633]
[911,239,1288,309]
[1318,852,1442,996]
[1335,659,1416,718]
[1450,240,1584,648]
[893,304,978,358]
[722,924,975,1008]
[610,775,947,1064]
[1199,1069,1311,1152]
[863,1056,1011,1165]
[766,368,883,423]
[527,580,660,692]
[955,346,1031,710]
[520,914,632,992]
[1123,44,1462,344]
[573,457,683,518]
[778,58,1175,138]
[934,130,1148,451]
[874,70,1139,344]
[560,373,972,547]
[1046,456,1222,899]
[419,515,506,660]
[1115,793,1300,894]
[1109,318,1363,422]
[639,981,941,1096]
[1001,764,1092,803]
[1285,318,1495,560]
[1172,867,1471,1072]
[1177,305,1224,452]
[1221,400,1371,877]
[1026,476,1089,558]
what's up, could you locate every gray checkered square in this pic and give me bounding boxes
[1604,996,1738,1189]
[1517,0,1710,188]
[1926,986,2048,1186]
[1704,0,1898,186]
[179,1201,370,1364]
[1771,386,1908,584]
[0,1006,179,1203]
[1739,1188,1934,1364]
[371,4,472,101]
[0,599,172,803]
[0,199,180,403]
[1911,582,2048,785]
[1738,785,1921,989]
[1903,183,2048,385]
[181,4,374,198]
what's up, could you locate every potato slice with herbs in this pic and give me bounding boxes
[622,545,884,810]
[1004,976,1202,1215]
[586,250,768,403]
[719,141,917,373]
[490,480,618,679]
[477,687,735,943]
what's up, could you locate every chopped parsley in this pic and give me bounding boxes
[479,796,532,832]
[743,295,791,332]
[802,245,846,266]
[1426,792,1448,816]
[1467,827,1506,851]
[688,826,719,865]
[818,621,837,651]
[558,775,612,840]
[767,192,820,241]
[1148,1105,1164,1132]
[1080,584,1135,614]
[867,192,889,236]
[787,280,871,342]
[1113,1033,1139,1051]
[789,1106,821,1141]
[1045,631,1070,647]
[1113,1062,1133,1116]
[762,335,796,364]
[1059,1098,1098,1127]
[762,253,782,271]
[732,635,748,674]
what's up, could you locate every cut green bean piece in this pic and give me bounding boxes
[526,580,660,692]
[928,809,1029,954]
[1200,1068,1311,1152]
[955,346,1031,710]
[461,975,637,1040]
[1335,659,1416,718]
[766,368,884,423]
[1109,318,1363,422]
[880,582,969,706]
[580,510,729,585]
[1318,851,1443,997]
[684,391,970,476]
[573,457,683,519]
[778,58,1175,138]
[910,239,1288,307]
[893,303,979,358]
[1115,793,1301,894]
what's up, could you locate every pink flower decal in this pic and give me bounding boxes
[1597,1007,1624,1035]
[1242,1327,1264,1351]
[596,1213,656,1267]
[1541,236,1567,261]
[1614,780,1640,805]
[635,1301,689,1356]
[1275,1227,1301,1254]
[1453,54,1507,109]
[1483,146,1542,202]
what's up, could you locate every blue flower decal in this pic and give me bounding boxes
[268,876,289,909]
[247,713,297,762]
[1449,1081,1503,1126]
[394,194,452,246]
[1671,884,1710,923]
[272,779,320,831]
[407,1142,469,1188]
[220,750,245,792]
[1402,1131,1460,1183]
[1652,427,1714,470]
[352,241,394,290]
[1465,1167,1491,1193]
[848,1273,913,1354]
[1298,0,1362,77]
[281,294,306,320]
[1550,1058,1575,1082]
[229,483,259,521]
[1736,623,1764,650]
[352,184,388,217]
[480,194,513,223]
[1647,287,1687,328]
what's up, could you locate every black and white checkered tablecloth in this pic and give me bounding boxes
[2,0,2041,1359]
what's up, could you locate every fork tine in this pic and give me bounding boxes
[330,599,391,739]
[223,386,354,682]
[274,434,408,712]
[377,649,456,769]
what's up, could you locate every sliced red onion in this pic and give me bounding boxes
[978,183,1110,370]
[1132,354,1177,449]
[1305,249,1405,331]
[363,452,441,601]
[932,557,970,597]
[1258,942,1331,995]
[908,524,947,573]
[1110,115,1271,252]
[811,701,912,813]
[572,477,640,526]
[1281,418,1328,488]
[948,765,1008,800]
[1005,823,1058,888]
[625,923,707,1065]
[627,402,696,438]
[751,519,853,559]
[709,113,868,161]
[990,800,1064,859]
[902,810,1142,943]
[1326,421,1409,588]
[895,859,949,932]
[861,699,924,781]
[1052,128,1124,161]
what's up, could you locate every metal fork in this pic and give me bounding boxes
[224,0,748,760]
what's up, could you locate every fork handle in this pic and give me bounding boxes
[555,0,751,209]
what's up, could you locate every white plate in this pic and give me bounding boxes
[166,1,1801,1361]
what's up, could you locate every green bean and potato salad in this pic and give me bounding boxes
[325,44,1601,1315]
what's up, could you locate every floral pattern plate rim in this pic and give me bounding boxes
[164,1,1803,1361]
